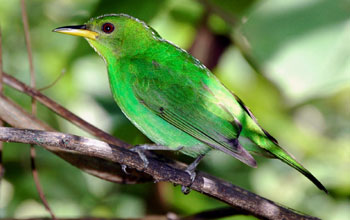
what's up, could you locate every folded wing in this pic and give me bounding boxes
[131,58,256,167]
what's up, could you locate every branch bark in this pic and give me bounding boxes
[1,217,172,220]
[2,72,129,148]
[0,73,179,183]
[0,74,320,219]
[0,94,152,184]
[0,127,320,220]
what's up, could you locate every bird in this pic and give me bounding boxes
[53,13,327,194]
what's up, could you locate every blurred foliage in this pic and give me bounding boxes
[0,0,349,219]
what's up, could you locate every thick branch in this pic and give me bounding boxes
[0,127,320,220]
[0,94,152,184]
[0,74,320,219]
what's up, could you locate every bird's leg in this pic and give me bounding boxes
[181,154,205,194]
[126,144,183,172]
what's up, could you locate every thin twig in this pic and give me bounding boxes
[38,69,66,91]
[20,0,36,113]
[0,127,321,220]
[2,72,129,148]
[198,0,237,26]
[198,0,271,80]
[20,0,55,218]
[0,25,3,94]
[0,24,4,186]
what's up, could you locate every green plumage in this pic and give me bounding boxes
[54,14,327,193]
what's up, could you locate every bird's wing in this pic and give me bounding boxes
[131,58,256,167]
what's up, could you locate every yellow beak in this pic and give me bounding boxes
[53,25,98,40]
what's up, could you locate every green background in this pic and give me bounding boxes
[0,0,349,219]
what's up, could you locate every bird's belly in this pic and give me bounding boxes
[112,84,210,158]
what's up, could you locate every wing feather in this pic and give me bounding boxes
[131,58,256,167]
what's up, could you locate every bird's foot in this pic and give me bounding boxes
[181,169,197,194]
[181,154,205,195]
[130,144,183,171]
[129,145,150,171]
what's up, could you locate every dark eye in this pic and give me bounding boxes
[102,23,114,34]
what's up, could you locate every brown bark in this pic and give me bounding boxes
[0,74,320,219]
[0,94,152,184]
[0,126,320,220]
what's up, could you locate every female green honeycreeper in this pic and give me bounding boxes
[54,14,327,193]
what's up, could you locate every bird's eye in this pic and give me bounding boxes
[102,23,114,34]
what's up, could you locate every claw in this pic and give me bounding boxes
[121,164,129,175]
[181,167,197,194]
[130,144,184,171]
[180,154,205,195]
[181,185,191,194]
[130,145,149,171]
[185,169,197,183]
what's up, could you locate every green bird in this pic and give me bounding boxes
[54,14,327,193]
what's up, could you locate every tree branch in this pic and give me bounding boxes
[0,21,4,187]
[0,73,180,183]
[0,94,152,184]
[2,72,129,148]
[0,127,320,220]
[0,217,172,220]
[0,74,320,219]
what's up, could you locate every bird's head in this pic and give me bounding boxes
[54,14,158,63]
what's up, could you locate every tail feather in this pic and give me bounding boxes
[272,146,328,193]
[232,92,327,192]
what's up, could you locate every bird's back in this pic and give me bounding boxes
[106,22,327,192]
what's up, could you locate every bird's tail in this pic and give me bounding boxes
[267,141,328,193]
[232,93,327,192]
